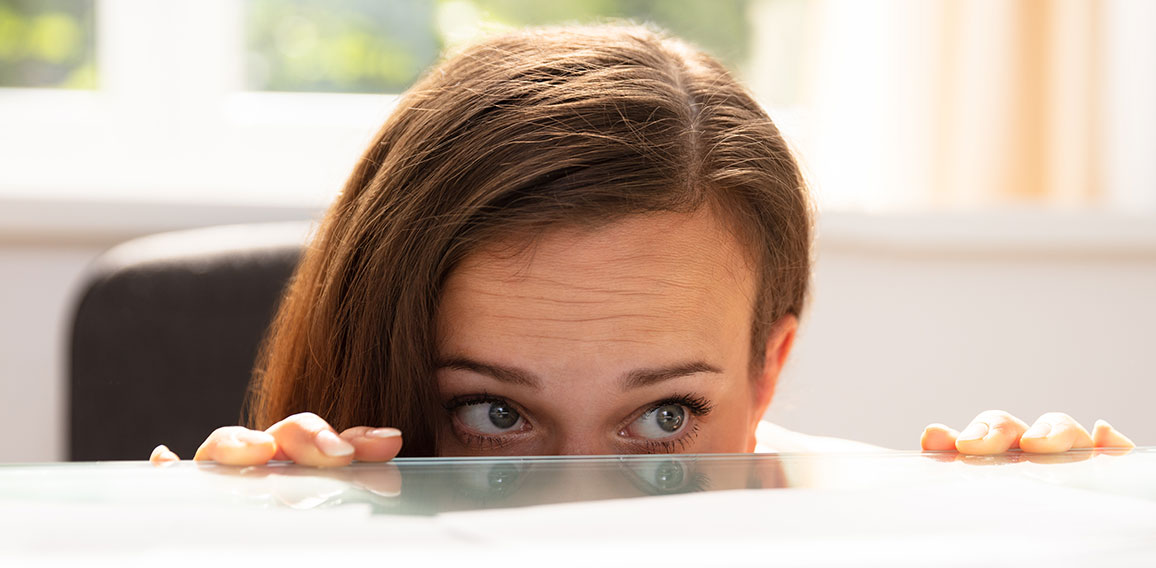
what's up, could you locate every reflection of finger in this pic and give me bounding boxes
[339,427,404,463]
[1092,419,1135,451]
[1020,451,1093,465]
[193,426,278,466]
[348,464,403,498]
[1019,412,1092,453]
[956,453,1011,466]
[955,410,1028,455]
[150,444,180,466]
[920,423,959,451]
[921,451,961,463]
[266,413,354,467]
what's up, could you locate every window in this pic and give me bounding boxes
[0,0,95,89]
[0,0,806,208]
[243,0,764,96]
[2,1,1152,212]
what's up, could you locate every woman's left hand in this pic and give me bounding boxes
[921,410,1135,455]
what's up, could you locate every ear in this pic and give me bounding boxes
[748,314,798,449]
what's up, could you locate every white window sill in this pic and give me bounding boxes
[0,196,323,246]
[4,193,1156,257]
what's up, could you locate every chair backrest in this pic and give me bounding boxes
[69,222,312,461]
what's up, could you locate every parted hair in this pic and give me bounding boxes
[244,24,812,456]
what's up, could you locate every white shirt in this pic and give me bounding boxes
[754,421,888,453]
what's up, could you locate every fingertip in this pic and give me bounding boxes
[315,429,356,458]
[365,427,403,439]
[955,424,1010,455]
[268,414,355,466]
[1093,419,1135,449]
[198,427,279,466]
[954,422,996,454]
[954,437,995,455]
[150,444,180,466]
[920,424,958,451]
[348,429,405,462]
[214,441,279,466]
[1018,420,1055,453]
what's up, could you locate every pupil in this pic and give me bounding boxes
[487,464,520,493]
[488,402,519,429]
[653,461,686,490]
[655,404,685,432]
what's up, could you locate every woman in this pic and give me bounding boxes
[152,25,1132,466]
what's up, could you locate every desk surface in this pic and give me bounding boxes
[4,449,1156,566]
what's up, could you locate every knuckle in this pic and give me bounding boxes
[1038,411,1075,425]
[268,413,328,438]
[208,425,245,440]
[976,409,1014,423]
[340,426,371,439]
[285,412,329,431]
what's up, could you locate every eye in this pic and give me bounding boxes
[455,463,525,500]
[622,458,710,495]
[453,399,525,434]
[629,403,687,439]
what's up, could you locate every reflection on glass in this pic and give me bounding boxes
[195,454,790,515]
[622,458,710,495]
[0,0,96,88]
[244,0,754,94]
[453,462,524,502]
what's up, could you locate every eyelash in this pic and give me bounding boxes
[634,394,714,453]
[443,393,715,452]
[443,393,527,449]
[443,393,506,411]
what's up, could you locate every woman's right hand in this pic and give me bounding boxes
[149,412,403,467]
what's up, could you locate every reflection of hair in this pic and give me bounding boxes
[245,25,811,456]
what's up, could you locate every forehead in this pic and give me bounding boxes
[437,210,757,371]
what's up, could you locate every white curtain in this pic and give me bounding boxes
[790,0,1156,211]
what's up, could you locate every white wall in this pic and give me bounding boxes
[0,198,322,463]
[0,245,104,463]
[1,202,1154,461]
[769,212,1156,448]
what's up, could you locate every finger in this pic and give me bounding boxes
[150,444,180,466]
[266,412,355,467]
[1092,419,1135,453]
[955,410,1029,455]
[1018,412,1092,453]
[193,426,278,466]
[920,423,960,452]
[338,427,404,463]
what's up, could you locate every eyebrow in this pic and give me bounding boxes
[435,357,723,390]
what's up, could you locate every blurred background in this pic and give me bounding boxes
[1,0,1154,461]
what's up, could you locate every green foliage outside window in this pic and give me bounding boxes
[245,0,753,94]
[0,0,95,89]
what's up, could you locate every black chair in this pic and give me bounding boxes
[69,222,311,461]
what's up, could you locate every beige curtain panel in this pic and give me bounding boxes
[795,0,1156,210]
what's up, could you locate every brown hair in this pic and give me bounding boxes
[244,24,811,456]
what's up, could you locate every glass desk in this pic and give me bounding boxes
[3,449,1156,566]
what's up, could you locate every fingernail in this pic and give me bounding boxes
[1022,423,1051,439]
[957,423,988,441]
[365,428,402,439]
[315,430,355,457]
